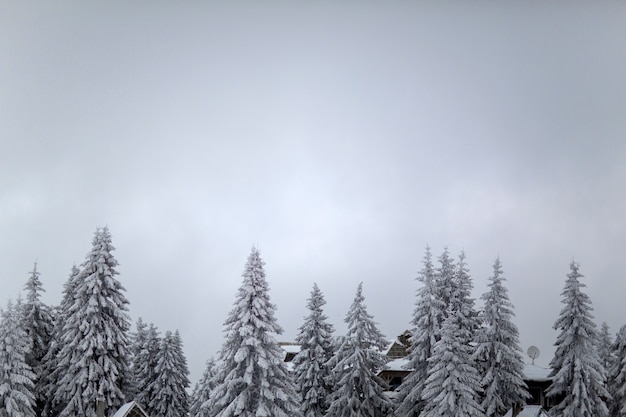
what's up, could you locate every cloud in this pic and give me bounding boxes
[2,2,626,382]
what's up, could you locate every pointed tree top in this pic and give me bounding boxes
[243,246,266,281]
[24,261,45,303]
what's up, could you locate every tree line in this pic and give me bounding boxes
[1,227,626,417]
[0,227,189,417]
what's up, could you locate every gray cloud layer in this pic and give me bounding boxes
[2,3,625,382]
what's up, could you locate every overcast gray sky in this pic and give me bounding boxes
[2,2,625,383]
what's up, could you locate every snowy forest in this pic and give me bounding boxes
[2,226,626,417]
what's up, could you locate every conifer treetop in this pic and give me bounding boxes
[0,300,37,417]
[22,262,54,363]
[190,358,217,417]
[598,322,614,373]
[608,325,626,417]
[54,227,131,417]
[421,306,484,417]
[293,283,335,417]
[327,283,392,417]
[147,329,190,417]
[396,246,440,417]
[207,247,300,417]
[345,282,388,352]
[547,261,609,417]
[24,262,44,303]
[475,257,530,417]
[225,246,282,338]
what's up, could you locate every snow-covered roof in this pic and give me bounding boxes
[523,364,552,382]
[382,338,411,360]
[502,405,550,417]
[279,338,409,358]
[111,401,148,417]
[280,344,301,354]
[384,357,411,372]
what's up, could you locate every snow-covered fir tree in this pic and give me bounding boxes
[41,265,80,417]
[433,248,456,333]
[131,318,148,360]
[190,358,218,417]
[134,322,162,412]
[53,227,132,417]
[599,322,614,417]
[205,247,301,417]
[598,322,615,378]
[546,261,609,417]
[327,283,392,417]
[396,246,442,417]
[609,325,626,417]
[293,283,335,417]
[451,251,481,345]
[474,257,529,417]
[423,249,484,417]
[21,262,54,417]
[146,330,190,417]
[421,305,485,417]
[0,300,37,417]
[127,318,149,398]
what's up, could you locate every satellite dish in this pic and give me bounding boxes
[527,346,540,365]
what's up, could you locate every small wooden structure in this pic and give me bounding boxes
[385,334,411,359]
[111,401,150,417]
[278,342,300,362]
[377,330,412,390]
[503,405,550,417]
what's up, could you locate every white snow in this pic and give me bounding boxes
[280,344,300,354]
[522,364,551,382]
[111,401,148,417]
[503,405,550,417]
[385,357,410,372]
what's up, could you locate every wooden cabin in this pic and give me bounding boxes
[111,401,150,417]
[377,331,412,390]
[280,331,414,391]
[279,331,562,410]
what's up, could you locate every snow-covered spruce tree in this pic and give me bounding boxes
[146,330,190,417]
[190,358,218,417]
[131,318,148,360]
[205,247,300,417]
[21,262,54,417]
[396,246,442,417]
[599,321,615,416]
[451,251,481,345]
[609,325,626,417]
[598,322,615,379]
[474,257,529,417]
[135,323,162,412]
[327,283,392,417]
[0,300,37,417]
[433,248,456,332]
[127,318,149,398]
[546,261,609,417]
[293,283,335,417]
[41,265,80,417]
[53,227,132,417]
[421,305,485,417]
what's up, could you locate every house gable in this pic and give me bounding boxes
[111,401,149,417]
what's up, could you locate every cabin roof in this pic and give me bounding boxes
[503,405,550,417]
[523,364,552,382]
[280,344,300,354]
[384,357,411,372]
[111,401,149,417]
